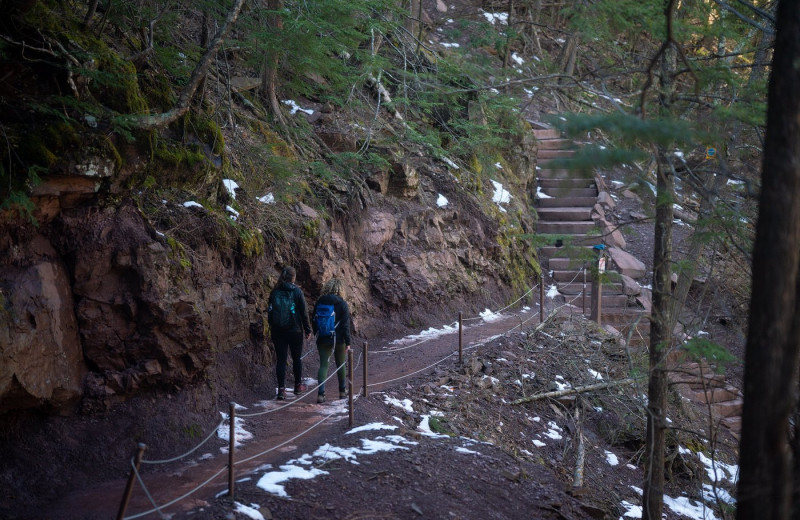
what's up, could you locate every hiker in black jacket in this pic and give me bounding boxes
[312,277,352,404]
[268,266,312,400]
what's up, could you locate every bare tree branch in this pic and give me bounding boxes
[712,0,775,34]
[511,377,643,405]
[125,0,247,130]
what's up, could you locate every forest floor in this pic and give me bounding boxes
[36,298,742,520]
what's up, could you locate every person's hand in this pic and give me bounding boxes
[345,345,351,352]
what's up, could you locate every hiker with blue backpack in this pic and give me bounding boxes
[268,266,312,400]
[312,277,352,404]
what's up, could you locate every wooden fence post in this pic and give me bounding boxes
[362,342,369,397]
[458,312,463,364]
[348,349,354,427]
[540,274,545,324]
[228,402,236,499]
[582,266,587,315]
[116,443,146,520]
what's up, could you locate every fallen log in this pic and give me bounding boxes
[511,377,643,405]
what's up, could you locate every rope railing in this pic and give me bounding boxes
[374,282,543,355]
[300,344,316,360]
[132,456,178,520]
[235,407,344,466]
[140,419,226,465]
[239,349,362,418]
[367,352,458,388]
[238,364,342,418]
[374,333,447,354]
[124,462,228,520]
[118,271,608,519]
[118,344,361,517]
[461,284,539,322]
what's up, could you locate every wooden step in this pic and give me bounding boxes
[604,311,650,325]
[552,269,590,283]
[560,292,630,306]
[537,207,592,221]
[548,257,590,270]
[539,233,604,246]
[539,244,596,258]
[537,168,575,179]
[539,178,595,189]
[720,416,741,434]
[532,128,561,139]
[537,221,596,234]
[553,270,623,283]
[593,295,630,308]
[559,282,624,295]
[713,398,743,418]
[537,196,597,208]
[562,293,629,309]
[539,187,598,198]
[539,149,577,160]
[537,138,574,150]
[685,386,741,404]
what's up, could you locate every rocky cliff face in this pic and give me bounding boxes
[0,136,538,417]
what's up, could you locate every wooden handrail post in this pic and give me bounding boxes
[116,443,146,520]
[458,312,463,364]
[228,402,235,499]
[348,349,355,427]
[590,246,605,326]
[582,267,587,315]
[539,274,545,324]
[362,342,369,397]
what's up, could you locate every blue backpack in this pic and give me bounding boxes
[314,304,336,339]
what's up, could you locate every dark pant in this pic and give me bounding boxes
[317,341,347,395]
[271,330,304,389]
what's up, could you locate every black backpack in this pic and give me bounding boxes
[269,288,296,331]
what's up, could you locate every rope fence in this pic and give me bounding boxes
[117,270,605,519]
[140,419,225,465]
[461,283,539,322]
[373,278,546,356]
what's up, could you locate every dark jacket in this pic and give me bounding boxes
[268,281,311,335]
[312,294,351,346]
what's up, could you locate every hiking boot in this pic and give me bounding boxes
[294,383,307,395]
[276,388,286,400]
[339,390,348,400]
[317,394,326,404]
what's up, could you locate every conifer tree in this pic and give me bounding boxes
[737,1,800,518]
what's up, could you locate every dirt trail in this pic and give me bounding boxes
[43,303,545,520]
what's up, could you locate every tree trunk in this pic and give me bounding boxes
[405,0,420,44]
[642,148,674,520]
[261,0,287,127]
[502,0,515,69]
[642,37,677,520]
[83,0,99,27]
[737,1,800,519]
[196,9,210,105]
[525,0,543,57]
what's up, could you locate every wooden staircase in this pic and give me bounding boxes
[668,357,743,437]
[531,124,740,437]
[532,126,650,345]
